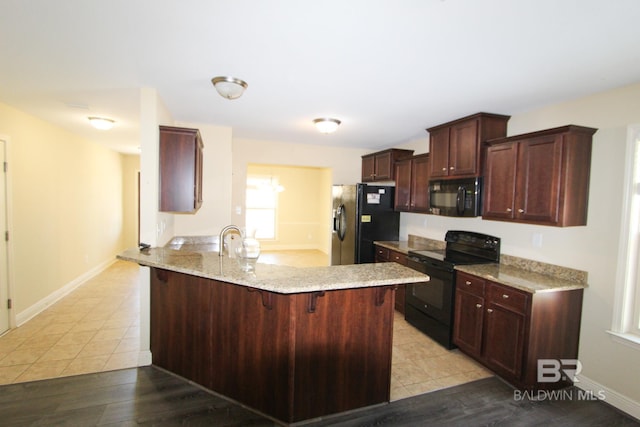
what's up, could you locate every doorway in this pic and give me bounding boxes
[0,139,10,334]
[245,164,332,255]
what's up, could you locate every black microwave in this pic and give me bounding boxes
[428,177,482,217]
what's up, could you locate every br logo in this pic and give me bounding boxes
[537,359,582,383]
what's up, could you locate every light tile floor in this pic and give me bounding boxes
[0,249,492,399]
[0,260,141,384]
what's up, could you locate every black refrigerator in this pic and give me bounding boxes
[331,183,400,265]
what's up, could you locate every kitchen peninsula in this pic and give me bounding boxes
[118,245,429,424]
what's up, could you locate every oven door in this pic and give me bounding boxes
[406,256,455,325]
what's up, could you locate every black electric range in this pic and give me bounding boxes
[404,231,501,349]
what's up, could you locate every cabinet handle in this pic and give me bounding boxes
[518,208,525,213]
[475,303,482,308]
[465,281,471,285]
[441,167,447,171]
[487,308,494,313]
[449,166,454,170]
[502,294,509,299]
[506,208,512,212]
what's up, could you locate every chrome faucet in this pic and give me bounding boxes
[218,225,243,257]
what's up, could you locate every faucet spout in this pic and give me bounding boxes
[219,225,243,257]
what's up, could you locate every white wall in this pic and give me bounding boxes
[399,82,640,412]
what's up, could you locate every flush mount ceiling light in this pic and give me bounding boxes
[88,116,115,130]
[211,76,248,100]
[313,118,341,134]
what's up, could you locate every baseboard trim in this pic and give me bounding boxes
[577,374,640,421]
[16,257,117,326]
[138,350,152,366]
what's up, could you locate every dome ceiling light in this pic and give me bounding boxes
[313,118,341,134]
[88,116,115,130]
[211,76,248,100]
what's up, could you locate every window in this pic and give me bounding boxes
[610,124,640,348]
[245,175,280,240]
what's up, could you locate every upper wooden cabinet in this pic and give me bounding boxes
[394,154,430,213]
[361,148,413,182]
[483,125,597,227]
[427,112,510,179]
[159,125,203,213]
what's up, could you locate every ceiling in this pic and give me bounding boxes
[1,0,639,154]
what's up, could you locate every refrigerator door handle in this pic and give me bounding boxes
[336,204,347,241]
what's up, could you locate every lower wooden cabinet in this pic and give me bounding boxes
[375,245,408,313]
[453,271,583,390]
[151,267,395,423]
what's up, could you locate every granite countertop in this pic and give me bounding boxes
[455,263,587,293]
[117,247,429,294]
[374,237,445,254]
[375,236,587,294]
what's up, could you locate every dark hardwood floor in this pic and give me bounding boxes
[0,366,638,426]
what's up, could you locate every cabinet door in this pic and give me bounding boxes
[483,142,517,220]
[483,302,526,381]
[362,155,376,182]
[159,126,202,213]
[394,158,412,211]
[375,152,393,180]
[374,245,390,262]
[453,289,485,357]
[429,127,450,177]
[515,135,563,224]
[449,119,479,176]
[410,154,430,212]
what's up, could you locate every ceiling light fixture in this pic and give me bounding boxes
[313,118,341,134]
[211,76,248,100]
[88,116,115,130]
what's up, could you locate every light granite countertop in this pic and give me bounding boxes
[117,247,429,294]
[455,264,587,293]
[375,236,588,294]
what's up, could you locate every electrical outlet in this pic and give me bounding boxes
[532,233,543,248]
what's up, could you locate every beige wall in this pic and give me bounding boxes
[247,164,331,252]
[172,122,233,237]
[0,101,132,318]
[121,154,140,250]
[399,81,640,411]
[231,138,368,253]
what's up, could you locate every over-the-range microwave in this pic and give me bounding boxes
[428,177,482,217]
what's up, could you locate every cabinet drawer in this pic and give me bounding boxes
[487,283,529,314]
[456,272,485,297]
[389,250,407,265]
[375,246,390,261]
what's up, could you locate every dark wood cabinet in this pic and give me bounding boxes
[427,113,510,178]
[483,125,596,226]
[375,245,408,313]
[394,154,430,212]
[362,148,413,182]
[453,271,583,390]
[427,113,510,179]
[159,125,203,213]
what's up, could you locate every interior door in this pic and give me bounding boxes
[0,139,9,334]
